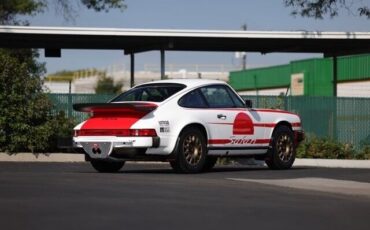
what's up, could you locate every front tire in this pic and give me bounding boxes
[265,125,295,170]
[170,127,207,173]
[90,160,125,173]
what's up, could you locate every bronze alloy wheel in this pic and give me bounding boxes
[276,133,294,163]
[265,125,296,170]
[183,134,203,166]
[170,127,207,173]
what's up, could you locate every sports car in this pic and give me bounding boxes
[73,79,304,173]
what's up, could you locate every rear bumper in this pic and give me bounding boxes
[73,136,160,160]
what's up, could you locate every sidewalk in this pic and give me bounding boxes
[1,153,370,169]
[294,158,370,169]
[0,153,84,163]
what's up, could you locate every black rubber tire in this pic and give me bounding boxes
[203,157,218,171]
[169,160,181,173]
[90,160,125,173]
[170,127,207,173]
[265,125,296,170]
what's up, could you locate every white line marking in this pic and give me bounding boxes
[227,177,370,198]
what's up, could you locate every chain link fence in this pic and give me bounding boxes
[48,93,370,148]
[242,95,370,149]
[48,93,115,123]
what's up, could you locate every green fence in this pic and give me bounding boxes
[48,93,115,123]
[242,95,370,148]
[48,93,370,148]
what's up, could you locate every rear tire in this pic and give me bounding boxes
[265,125,295,170]
[90,160,125,173]
[169,160,181,173]
[170,127,207,173]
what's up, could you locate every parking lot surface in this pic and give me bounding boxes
[0,162,369,230]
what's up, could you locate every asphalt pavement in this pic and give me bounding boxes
[0,162,369,230]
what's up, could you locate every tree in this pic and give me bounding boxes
[284,0,370,19]
[0,0,126,25]
[0,49,52,152]
[95,74,123,94]
[0,0,126,152]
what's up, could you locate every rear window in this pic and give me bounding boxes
[111,83,186,102]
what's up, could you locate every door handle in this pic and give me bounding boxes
[217,114,227,120]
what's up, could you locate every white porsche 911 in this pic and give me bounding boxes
[73,79,304,173]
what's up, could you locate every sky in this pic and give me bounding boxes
[24,0,370,74]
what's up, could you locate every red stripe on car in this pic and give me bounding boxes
[252,109,298,116]
[254,139,271,144]
[208,139,270,145]
[292,122,301,127]
[208,139,231,144]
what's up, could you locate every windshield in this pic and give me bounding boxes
[111,83,186,102]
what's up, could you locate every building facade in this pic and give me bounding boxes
[229,54,370,97]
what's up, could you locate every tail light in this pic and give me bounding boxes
[74,129,157,137]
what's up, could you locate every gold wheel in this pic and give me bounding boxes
[183,134,203,166]
[276,134,294,163]
[170,127,207,173]
[265,125,296,170]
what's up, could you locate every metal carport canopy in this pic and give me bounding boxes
[1,26,370,55]
[1,26,370,92]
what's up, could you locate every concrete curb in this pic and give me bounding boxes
[0,153,84,163]
[0,153,370,169]
[294,158,370,169]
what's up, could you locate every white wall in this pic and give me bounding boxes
[238,87,288,96]
[43,81,72,93]
[44,70,229,93]
[338,81,370,97]
[237,81,370,98]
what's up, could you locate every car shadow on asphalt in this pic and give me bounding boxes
[113,165,312,175]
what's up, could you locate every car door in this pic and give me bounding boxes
[178,84,268,155]
[197,85,244,149]
[199,85,269,155]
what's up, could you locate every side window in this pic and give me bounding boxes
[111,83,186,102]
[200,85,237,108]
[225,86,245,108]
[178,90,208,108]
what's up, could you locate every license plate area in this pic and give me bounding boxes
[80,142,112,159]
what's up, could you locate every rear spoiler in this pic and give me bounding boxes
[73,103,158,113]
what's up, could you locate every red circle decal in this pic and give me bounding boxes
[233,113,254,135]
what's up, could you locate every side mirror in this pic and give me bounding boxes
[245,100,253,108]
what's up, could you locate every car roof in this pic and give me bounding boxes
[135,79,227,89]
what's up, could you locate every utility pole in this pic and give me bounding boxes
[241,23,247,70]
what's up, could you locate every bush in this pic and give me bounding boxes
[297,135,369,160]
[45,111,76,153]
[357,145,370,160]
[0,49,77,154]
[2,110,75,154]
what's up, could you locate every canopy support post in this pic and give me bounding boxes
[160,49,165,80]
[130,53,135,87]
